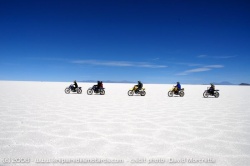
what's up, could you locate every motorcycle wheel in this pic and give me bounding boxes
[168,91,173,97]
[203,91,209,98]
[128,90,134,96]
[87,89,93,95]
[65,88,70,94]
[214,92,219,98]
[77,88,82,94]
[140,90,146,96]
[179,91,184,97]
[100,89,105,95]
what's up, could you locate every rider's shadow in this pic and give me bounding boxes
[203,97,218,98]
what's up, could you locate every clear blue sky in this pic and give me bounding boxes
[0,0,249,84]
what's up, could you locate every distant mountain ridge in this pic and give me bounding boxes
[80,80,250,85]
[239,83,250,86]
[81,80,134,83]
[213,81,250,86]
[213,81,235,85]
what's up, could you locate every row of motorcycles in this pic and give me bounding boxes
[168,86,219,98]
[167,86,219,98]
[65,85,219,98]
[65,84,105,95]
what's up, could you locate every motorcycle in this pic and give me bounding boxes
[168,86,185,97]
[65,84,82,94]
[87,85,105,95]
[128,86,146,96]
[203,88,219,98]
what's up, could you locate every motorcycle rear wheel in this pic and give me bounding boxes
[100,89,105,95]
[77,88,82,94]
[214,92,219,98]
[140,90,146,96]
[179,91,184,97]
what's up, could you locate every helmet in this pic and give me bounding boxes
[74,80,76,83]
[177,82,180,84]
[210,83,214,86]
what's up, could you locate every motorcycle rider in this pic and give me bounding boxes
[94,81,103,91]
[73,80,78,91]
[97,81,103,89]
[174,82,181,93]
[135,81,143,93]
[208,83,215,95]
[93,81,99,91]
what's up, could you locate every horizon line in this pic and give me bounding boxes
[0,80,248,85]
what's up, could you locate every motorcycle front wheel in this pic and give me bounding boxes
[128,90,134,96]
[87,89,93,95]
[168,91,173,97]
[203,91,209,98]
[65,88,70,94]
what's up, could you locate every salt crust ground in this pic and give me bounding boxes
[0,81,250,166]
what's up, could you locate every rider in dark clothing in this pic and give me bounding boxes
[135,81,143,93]
[208,83,215,95]
[93,81,99,91]
[94,81,103,91]
[97,81,102,89]
[73,80,78,91]
[99,81,103,88]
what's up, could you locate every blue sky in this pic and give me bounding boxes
[0,0,249,84]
